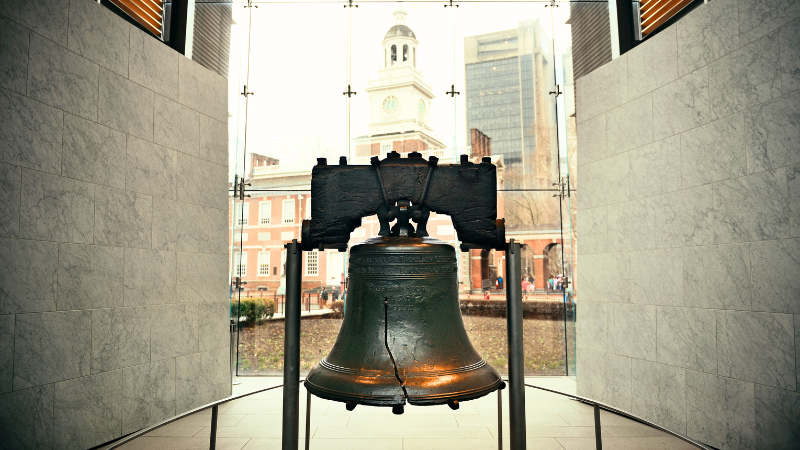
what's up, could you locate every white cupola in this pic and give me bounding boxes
[381,7,419,70]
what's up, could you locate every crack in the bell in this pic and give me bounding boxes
[384,297,409,401]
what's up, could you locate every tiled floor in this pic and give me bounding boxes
[116,377,698,450]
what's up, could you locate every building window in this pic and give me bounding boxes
[306,251,318,276]
[382,144,391,153]
[306,197,312,220]
[258,251,270,276]
[259,201,271,225]
[282,199,295,224]
[281,250,287,275]
[235,252,247,277]
[236,202,249,226]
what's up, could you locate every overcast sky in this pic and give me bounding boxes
[227,1,573,174]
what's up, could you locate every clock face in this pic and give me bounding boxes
[382,96,400,115]
[418,99,427,120]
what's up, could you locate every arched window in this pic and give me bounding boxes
[413,47,416,67]
[384,48,387,68]
[391,45,397,64]
[403,44,408,62]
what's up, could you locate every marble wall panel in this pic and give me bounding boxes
[14,310,91,389]
[575,348,602,401]
[676,0,739,76]
[155,95,200,156]
[152,197,179,251]
[175,347,231,413]
[609,303,656,360]
[750,239,800,314]
[0,162,21,238]
[129,25,179,100]
[176,202,227,255]
[745,90,800,173]
[680,112,746,188]
[177,154,228,209]
[575,114,606,166]
[0,0,69,45]
[604,353,632,412]
[178,252,229,304]
[717,310,795,390]
[607,94,653,155]
[791,165,800,237]
[122,359,176,434]
[62,113,127,189]
[684,243,751,310]
[575,54,627,123]
[738,0,800,45]
[54,370,122,450]
[98,68,154,140]
[627,26,678,100]
[199,302,229,352]
[754,385,800,449]
[178,58,227,122]
[576,206,606,254]
[654,185,713,249]
[20,169,94,244]
[653,67,710,141]
[0,88,63,174]
[579,152,629,209]
[0,385,54,449]
[58,243,124,310]
[713,167,789,243]
[656,306,716,373]
[123,248,177,306]
[577,301,607,352]
[151,304,198,360]
[686,370,754,450]
[629,135,681,200]
[0,18,30,95]
[607,198,654,252]
[709,31,781,120]
[199,115,228,166]
[68,0,129,76]
[631,248,683,306]
[27,32,99,120]
[578,252,630,304]
[0,314,13,394]
[0,238,57,314]
[780,18,800,93]
[91,307,150,373]
[126,136,177,200]
[94,187,152,248]
[631,360,687,436]
[797,315,800,392]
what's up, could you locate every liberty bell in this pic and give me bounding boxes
[304,154,503,413]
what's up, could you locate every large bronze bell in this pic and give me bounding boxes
[305,235,502,411]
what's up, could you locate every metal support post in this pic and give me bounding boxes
[497,383,504,450]
[505,240,527,450]
[305,389,312,450]
[209,405,218,450]
[282,240,303,450]
[594,404,603,450]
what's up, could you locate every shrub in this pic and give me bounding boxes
[329,300,344,319]
[231,298,276,324]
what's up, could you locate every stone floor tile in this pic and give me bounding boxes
[346,413,459,428]
[118,436,250,450]
[556,436,697,450]
[314,425,493,439]
[405,437,565,450]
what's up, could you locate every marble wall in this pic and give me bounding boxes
[0,0,231,447]
[575,0,800,448]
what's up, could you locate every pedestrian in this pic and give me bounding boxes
[321,288,329,308]
[333,287,340,301]
[484,290,490,300]
[497,276,504,290]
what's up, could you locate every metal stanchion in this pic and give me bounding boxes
[305,388,312,450]
[594,404,603,450]
[505,239,527,450]
[282,240,303,450]
[497,383,504,450]
[209,405,218,450]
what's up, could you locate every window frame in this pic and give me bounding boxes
[258,251,270,276]
[305,250,319,276]
[282,199,295,224]
[259,201,271,225]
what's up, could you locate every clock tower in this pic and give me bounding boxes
[353,8,446,160]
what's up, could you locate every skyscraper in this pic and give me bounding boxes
[463,19,558,190]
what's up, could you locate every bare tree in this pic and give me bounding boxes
[501,167,560,230]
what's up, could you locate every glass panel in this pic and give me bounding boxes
[232,2,346,376]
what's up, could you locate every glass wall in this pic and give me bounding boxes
[225,0,594,378]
